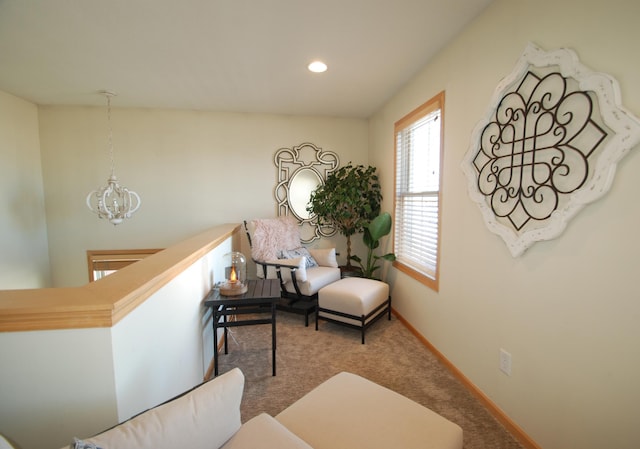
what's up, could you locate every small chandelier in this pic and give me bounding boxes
[86,91,141,225]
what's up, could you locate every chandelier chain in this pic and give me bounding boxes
[106,93,116,177]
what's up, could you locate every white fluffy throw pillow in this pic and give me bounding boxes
[250,217,301,261]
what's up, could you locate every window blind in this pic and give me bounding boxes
[394,96,443,285]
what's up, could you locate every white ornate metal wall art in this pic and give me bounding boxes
[461,43,640,257]
[274,142,340,243]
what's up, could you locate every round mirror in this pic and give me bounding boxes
[289,168,322,220]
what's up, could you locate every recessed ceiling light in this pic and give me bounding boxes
[308,61,328,73]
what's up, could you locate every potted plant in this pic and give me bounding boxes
[307,163,381,267]
[350,212,396,279]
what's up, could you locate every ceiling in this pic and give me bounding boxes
[0,0,493,118]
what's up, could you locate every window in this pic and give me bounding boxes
[86,249,162,282]
[393,91,444,291]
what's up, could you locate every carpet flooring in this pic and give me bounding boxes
[215,310,524,449]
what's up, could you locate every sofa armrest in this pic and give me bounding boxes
[222,413,312,449]
[71,368,245,449]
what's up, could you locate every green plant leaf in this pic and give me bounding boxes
[367,211,392,241]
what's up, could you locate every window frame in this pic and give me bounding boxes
[86,248,162,282]
[393,91,445,292]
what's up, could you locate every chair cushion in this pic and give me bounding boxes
[283,266,341,296]
[75,368,245,449]
[221,413,313,449]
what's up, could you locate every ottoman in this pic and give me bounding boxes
[315,277,391,343]
[276,371,464,449]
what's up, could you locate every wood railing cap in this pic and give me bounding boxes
[0,223,240,332]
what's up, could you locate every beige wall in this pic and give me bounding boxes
[0,327,115,449]
[369,1,640,448]
[38,106,368,287]
[0,91,50,288]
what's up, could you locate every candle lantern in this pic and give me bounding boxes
[220,251,248,296]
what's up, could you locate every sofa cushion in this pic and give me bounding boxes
[222,413,313,449]
[0,434,18,449]
[276,371,463,449]
[74,368,245,449]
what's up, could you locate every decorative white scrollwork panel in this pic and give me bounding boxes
[462,43,640,257]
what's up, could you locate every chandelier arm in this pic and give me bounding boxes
[86,190,98,215]
[125,190,142,216]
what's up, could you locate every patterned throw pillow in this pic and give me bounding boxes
[280,247,318,269]
[72,438,103,449]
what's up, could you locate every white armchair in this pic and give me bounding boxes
[244,217,341,325]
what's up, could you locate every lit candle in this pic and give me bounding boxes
[229,265,238,284]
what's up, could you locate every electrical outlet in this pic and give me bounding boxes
[499,348,512,376]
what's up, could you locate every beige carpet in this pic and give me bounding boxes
[216,310,524,449]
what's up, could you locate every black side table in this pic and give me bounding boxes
[204,279,280,377]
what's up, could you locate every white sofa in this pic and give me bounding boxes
[66,368,463,449]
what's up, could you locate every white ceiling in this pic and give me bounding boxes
[0,0,493,118]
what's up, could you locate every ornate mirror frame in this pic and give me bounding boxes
[461,43,640,257]
[274,142,340,243]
